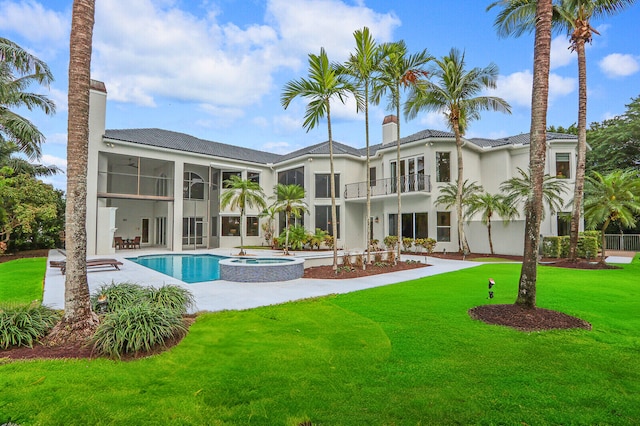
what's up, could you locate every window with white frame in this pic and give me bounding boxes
[315,205,340,238]
[436,152,450,183]
[222,171,242,188]
[436,212,451,242]
[555,153,571,179]
[388,213,428,238]
[246,216,259,236]
[183,172,204,200]
[221,216,240,236]
[315,173,340,198]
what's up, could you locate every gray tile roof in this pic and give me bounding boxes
[104,128,282,164]
[104,128,577,164]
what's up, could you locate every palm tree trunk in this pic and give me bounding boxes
[240,207,245,255]
[569,38,588,262]
[327,102,338,271]
[395,90,402,262]
[453,119,469,254]
[50,0,98,341]
[284,210,290,255]
[365,86,371,268]
[600,219,610,263]
[487,219,494,255]
[516,0,553,309]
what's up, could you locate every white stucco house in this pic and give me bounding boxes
[86,80,579,256]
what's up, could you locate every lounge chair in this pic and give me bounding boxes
[49,258,123,275]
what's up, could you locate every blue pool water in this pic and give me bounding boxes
[127,254,227,283]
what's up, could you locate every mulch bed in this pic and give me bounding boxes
[303,261,427,279]
[427,252,621,270]
[469,304,592,332]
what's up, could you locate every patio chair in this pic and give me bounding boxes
[131,236,141,249]
[114,236,125,250]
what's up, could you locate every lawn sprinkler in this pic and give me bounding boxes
[488,278,495,299]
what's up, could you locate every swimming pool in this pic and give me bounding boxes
[127,254,227,283]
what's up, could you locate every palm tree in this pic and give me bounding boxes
[281,47,361,270]
[583,169,640,263]
[340,27,381,265]
[220,175,267,255]
[271,184,308,256]
[0,37,56,159]
[0,142,61,177]
[466,191,517,255]
[405,48,511,254]
[50,0,98,340]
[373,40,432,260]
[487,0,637,262]
[500,167,569,218]
[435,179,483,250]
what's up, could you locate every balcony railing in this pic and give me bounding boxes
[344,174,431,199]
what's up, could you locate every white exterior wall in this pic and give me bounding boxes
[87,86,107,255]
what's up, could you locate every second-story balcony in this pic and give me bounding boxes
[344,174,431,200]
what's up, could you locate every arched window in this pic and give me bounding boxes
[183,172,204,200]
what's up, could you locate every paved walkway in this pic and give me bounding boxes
[43,249,636,313]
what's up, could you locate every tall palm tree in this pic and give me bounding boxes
[340,27,381,266]
[271,184,308,256]
[373,40,432,260]
[435,180,483,252]
[51,0,99,340]
[0,37,56,159]
[500,167,569,217]
[466,191,518,255]
[0,142,61,177]
[220,175,267,255]
[583,169,640,263]
[405,48,511,254]
[281,47,361,269]
[488,0,637,262]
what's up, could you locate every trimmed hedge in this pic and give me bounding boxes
[542,232,601,258]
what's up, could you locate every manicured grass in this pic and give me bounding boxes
[0,258,47,304]
[1,256,639,424]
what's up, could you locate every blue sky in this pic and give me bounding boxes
[2,0,639,190]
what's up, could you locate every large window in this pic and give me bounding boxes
[437,212,451,242]
[183,172,204,200]
[248,171,260,184]
[315,205,340,238]
[222,216,240,236]
[315,174,340,199]
[391,156,425,192]
[182,217,204,245]
[222,171,242,188]
[436,152,450,183]
[370,167,377,186]
[555,153,571,179]
[389,212,428,238]
[279,212,304,233]
[278,166,304,188]
[557,212,571,236]
[246,216,259,236]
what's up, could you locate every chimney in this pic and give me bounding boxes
[382,115,398,145]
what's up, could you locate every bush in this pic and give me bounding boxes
[543,235,601,259]
[578,236,599,259]
[354,253,364,269]
[90,282,194,358]
[402,237,414,252]
[373,251,383,263]
[542,237,563,258]
[581,230,602,249]
[383,235,398,250]
[387,250,396,265]
[0,303,60,349]
[91,303,188,359]
[342,252,353,268]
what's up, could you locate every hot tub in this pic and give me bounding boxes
[218,257,305,282]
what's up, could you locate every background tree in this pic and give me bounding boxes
[587,95,640,174]
[340,27,381,265]
[50,0,99,341]
[373,40,431,259]
[271,184,308,256]
[0,170,58,248]
[583,169,640,262]
[0,142,61,177]
[405,47,511,254]
[488,0,637,262]
[466,191,517,255]
[220,175,267,255]
[0,37,56,159]
[282,47,360,270]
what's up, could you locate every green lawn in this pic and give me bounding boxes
[1,256,639,425]
[0,258,46,304]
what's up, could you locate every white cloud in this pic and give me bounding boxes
[266,0,400,62]
[490,70,576,108]
[418,111,447,130]
[41,154,67,170]
[550,36,574,70]
[261,141,294,154]
[45,132,68,146]
[273,114,303,134]
[0,1,69,46]
[49,87,68,112]
[599,53,640,78]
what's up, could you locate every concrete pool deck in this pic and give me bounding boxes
[43,249,635,313]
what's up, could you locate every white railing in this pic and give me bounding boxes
[604,234,640,251]
[344,174,431,199]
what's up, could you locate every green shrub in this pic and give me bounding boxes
[581,230,602,249]
[542,237,562,258]
[91,303,188,359]
[578,236,599,259]
[91,282,146,314]
[0,303,60,349]
[145,285,195,315]
[383,235,398,250]
[402,237,414,252]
